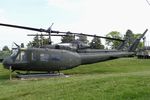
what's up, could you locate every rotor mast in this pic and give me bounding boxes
[47,23,54,44]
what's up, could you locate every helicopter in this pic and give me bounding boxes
[0,23,148,74]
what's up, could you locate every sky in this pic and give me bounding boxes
[0,0,150,49]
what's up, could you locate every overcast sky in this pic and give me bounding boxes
[0,0,150,49]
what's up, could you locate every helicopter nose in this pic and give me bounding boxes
[2,57,13,69]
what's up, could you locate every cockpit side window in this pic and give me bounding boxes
[11,49,18,57]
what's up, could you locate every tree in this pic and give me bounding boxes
[61,34,75,43]
[39,34,49,46]
[124,30,144,50]
[27,41,33,48]
[105,31,122,49]
[27,34,49,48]
[90,37,104,49]
[32,35,40,47]
[78,35,89,44]
[1,45,10,61]
[134,33,143,49]
[2,45,10,51]
[124,30,134,49]
[106,30,143,50]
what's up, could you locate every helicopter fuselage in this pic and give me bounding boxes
[3,47,134,72]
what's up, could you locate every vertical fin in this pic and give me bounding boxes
[128,29,148,52]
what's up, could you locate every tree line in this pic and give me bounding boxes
[26,29,143,50]
[1,29,143,51]
[106,29,143,49]
[27,34,105,49]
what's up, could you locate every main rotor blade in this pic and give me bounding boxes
[0,23,124,41]
[0,23,59,33]
[27,34,67,36]
[66,32,124,41]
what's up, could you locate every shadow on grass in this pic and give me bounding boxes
[0,74,10,80]
[0,91,35,100]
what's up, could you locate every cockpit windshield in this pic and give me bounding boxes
[11,48,19,56]
[16,49,26,62]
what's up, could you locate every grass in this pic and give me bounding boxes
[0,58,150,100]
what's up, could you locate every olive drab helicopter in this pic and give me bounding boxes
[0,23,148,74]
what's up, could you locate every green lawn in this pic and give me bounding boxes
[0,58,150,100]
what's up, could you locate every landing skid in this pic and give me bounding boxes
[16,73,68,79]
[9,68,69,80]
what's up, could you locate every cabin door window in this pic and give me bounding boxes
[31,53,36,61]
